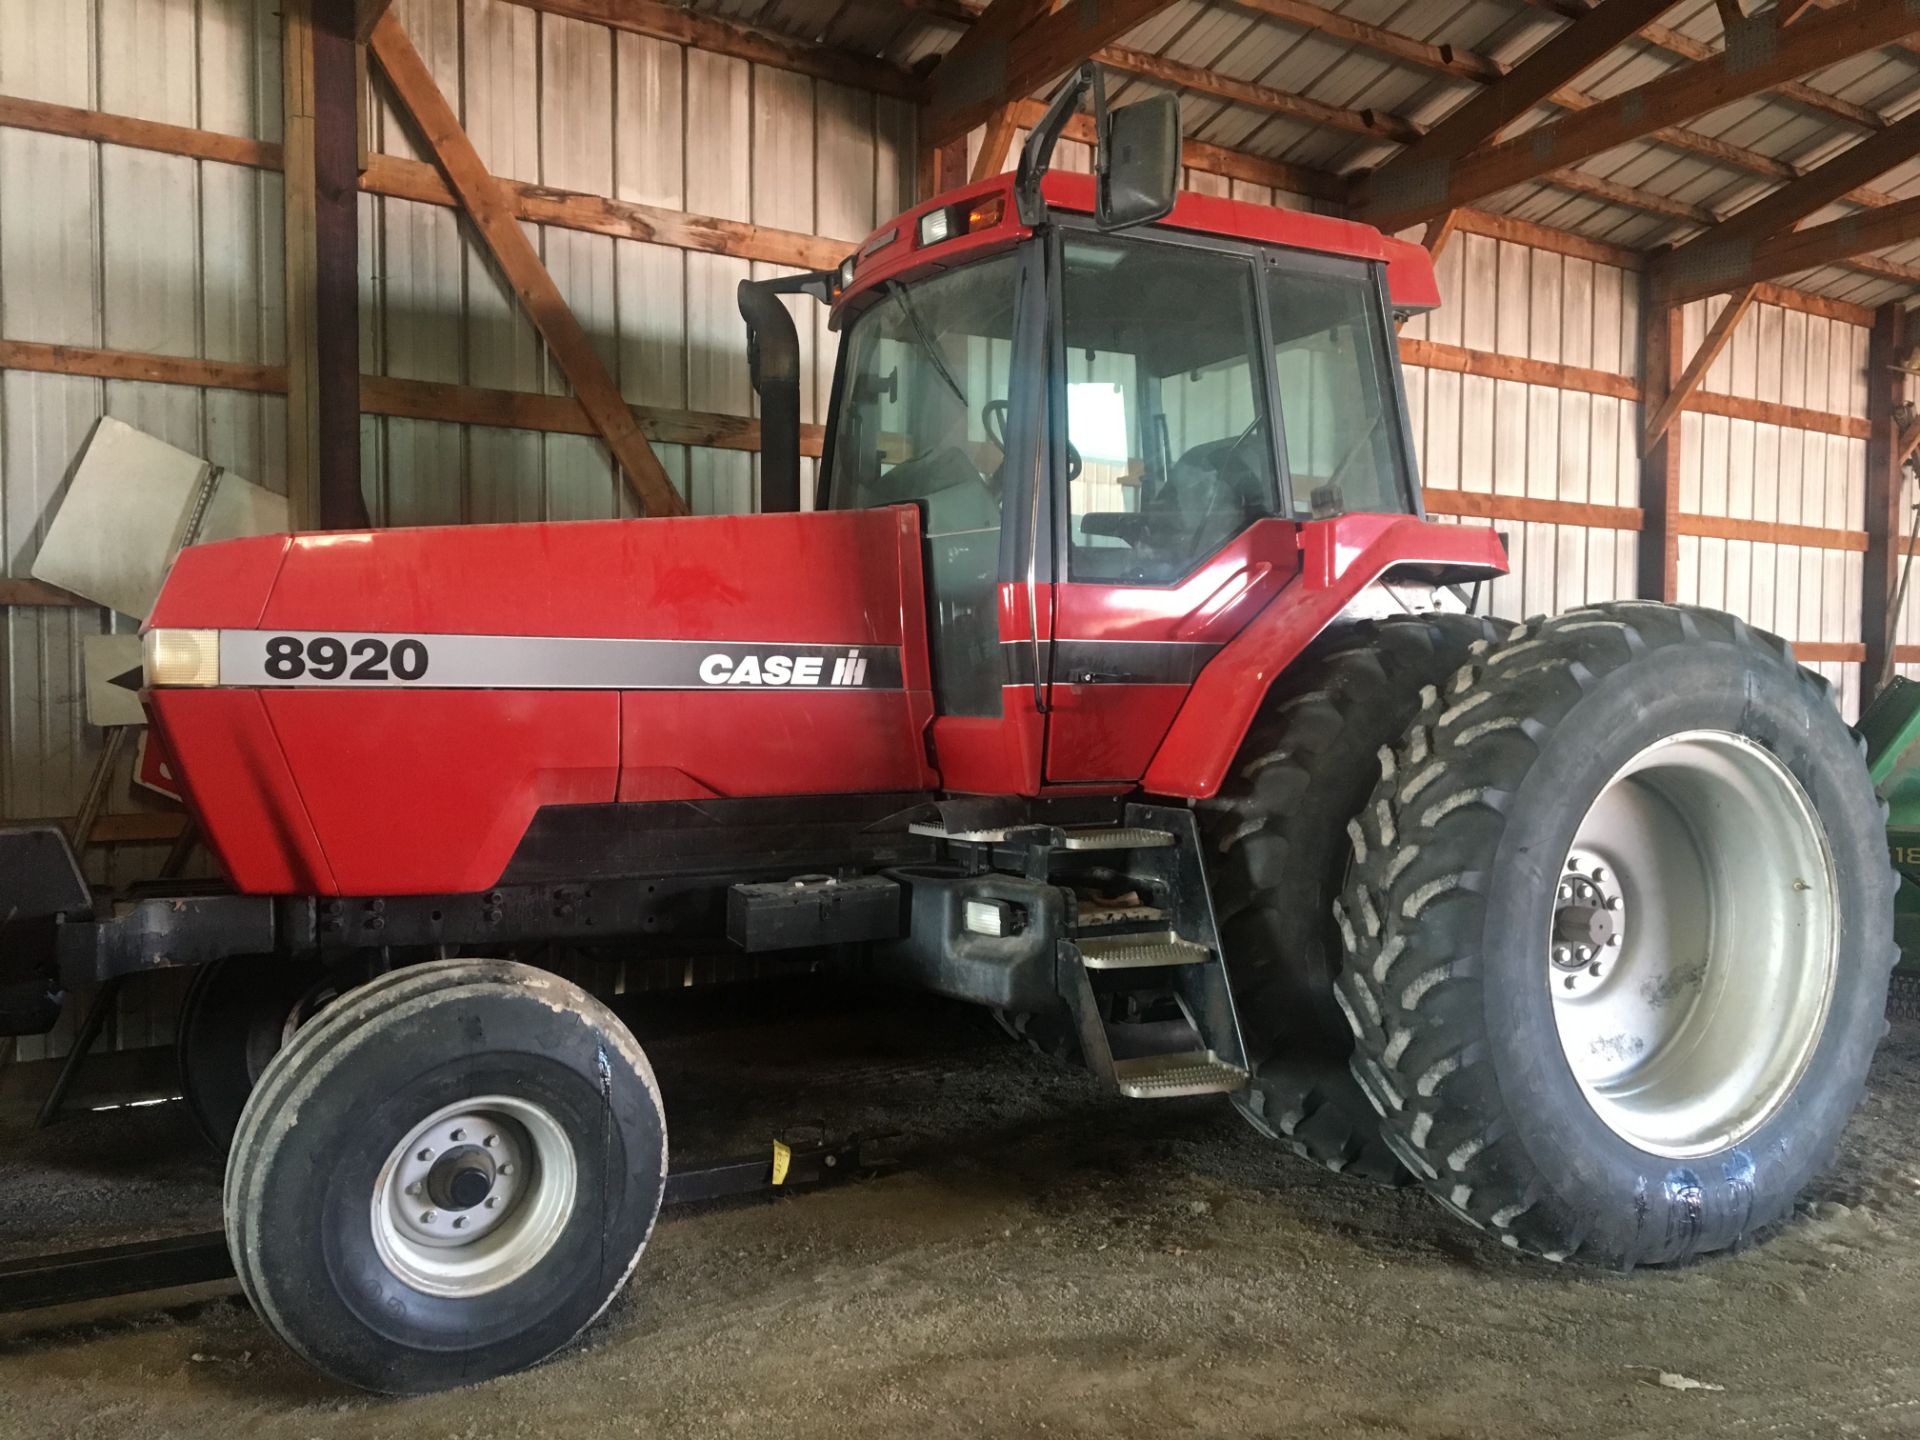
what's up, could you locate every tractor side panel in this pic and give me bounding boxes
[1143,514,1508,799]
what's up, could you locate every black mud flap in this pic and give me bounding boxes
[1,825,90,1036]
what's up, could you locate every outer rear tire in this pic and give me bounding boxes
[1198,611,1503,1183]
[1336,603,1896,1264]
[226,959,667,1393]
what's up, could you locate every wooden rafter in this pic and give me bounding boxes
[923,0,1177,149]
[1680,190,1920,299]
[970,102,1022,183]
[1642,285,1756,449]
[1638,303,1684,600]
[1358,0,1684,217]
[368,11,687,517]
[1655,106,1920,304]
[1364,0,1920,232]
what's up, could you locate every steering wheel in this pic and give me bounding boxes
[981,398,1083,484]
[982,399,1010,455]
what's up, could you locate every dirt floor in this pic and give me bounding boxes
[4,979,1919,1439]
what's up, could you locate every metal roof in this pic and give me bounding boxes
[688,0,1920,306]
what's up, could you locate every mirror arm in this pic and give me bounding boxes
[1014,62,1101,227]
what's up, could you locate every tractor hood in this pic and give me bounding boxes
[142,509,938,896]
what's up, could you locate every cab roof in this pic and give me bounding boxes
[833,168,1441,318]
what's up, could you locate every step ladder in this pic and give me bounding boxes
[916,803,1249,1101]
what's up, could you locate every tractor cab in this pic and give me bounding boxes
[748,66,1467,796]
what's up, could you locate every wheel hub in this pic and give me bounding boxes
[371,1096,577,1297]
[1550,853,1623,994]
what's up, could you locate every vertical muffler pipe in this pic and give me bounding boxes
[737,272,832,514]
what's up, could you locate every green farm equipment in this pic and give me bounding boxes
[1859,675,1920,1016]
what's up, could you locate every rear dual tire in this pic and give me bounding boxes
[1336,603,1895,1265]
[226,959,667,1393]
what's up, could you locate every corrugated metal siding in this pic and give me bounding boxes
[1,0,285,1061]
[360,0,914,525]
[1673,295,1868,718]
[1399,233,1643,624]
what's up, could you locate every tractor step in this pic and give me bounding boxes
[1076,931,1213,969]
[1057,826,1174,851]
[1074,899,1168,928]
[1112,1050,1248,1099]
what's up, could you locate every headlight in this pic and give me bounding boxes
[144,628,221,687]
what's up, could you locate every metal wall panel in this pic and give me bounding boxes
[1674,295,1867,717]
[1400,232,1642,626]
[0,0,286,1060]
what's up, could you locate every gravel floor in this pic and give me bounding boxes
[3,979,1918,1439]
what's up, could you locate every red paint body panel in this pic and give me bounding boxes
[144,690,338,893]
[149,534,289,630]
[1045,521,1303,783]
[266,690,618,895]
[147,508,938,896]
[1143,515,1509,800]
[837,170,1440,318]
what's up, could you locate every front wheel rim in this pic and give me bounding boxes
[1547,729,1838,1159]
[371,1095,578,1297]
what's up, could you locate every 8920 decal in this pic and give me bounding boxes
[263,635,430,682]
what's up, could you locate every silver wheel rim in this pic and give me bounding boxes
[371,1095,577,1297]
[1547,729,1837,1159]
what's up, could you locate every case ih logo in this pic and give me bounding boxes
[698,650,870,687]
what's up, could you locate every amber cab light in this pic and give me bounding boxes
[965,195,1005,233]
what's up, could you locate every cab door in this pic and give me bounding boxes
[1042,229,1300,785]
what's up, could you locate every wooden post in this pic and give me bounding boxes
[1864,302,1907,693]
[283,0,369,530]
[1637,302,1683,601]
[283,0,320,530]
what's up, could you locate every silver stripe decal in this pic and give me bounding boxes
[218,630,904,690]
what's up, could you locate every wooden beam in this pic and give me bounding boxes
[1422,489,1644,529]
[1865,303,1907,690]
[361,153,849,269]
[1663,190,1920,306]
[1449,207,1644,270]
[1360,0,1683,210]
[0,339,287,392]
[1642,285,1756,449]
[1683,388,1872,439]
[369,12,686,517]
[1421,210,1461,262]
[361,375,829,457]
[1751,280,1874,328]
[0,93,281,168]
[970,103,1021,184]
[0,579,94,608]
[1656,106,1920,302]
[1397,339,1639,400]
[1638,303,1683,600]
[501,0,915,99]
[924,0,1177,148]
[1361,1,1920,232]
[1793,641,1868,662]
[1673,511,1865,551]
[1098,42,1418,145]
[353,0,393,43]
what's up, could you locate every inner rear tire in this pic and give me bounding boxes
[1336,603,1896,1264]
[1198,611,1503,1183]
[177,954,368,1153]
[226,959,667,1393]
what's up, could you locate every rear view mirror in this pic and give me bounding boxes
[1097,93,1180,231]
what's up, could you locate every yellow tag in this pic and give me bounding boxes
[771,1139,792,1186]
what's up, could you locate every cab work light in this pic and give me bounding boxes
[917,207,952,247]
[144,628,220,687]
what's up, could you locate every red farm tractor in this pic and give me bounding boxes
[1,71,1895,1392]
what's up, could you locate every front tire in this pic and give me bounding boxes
[226,959,667,1392]
[1336,603,1896,1264]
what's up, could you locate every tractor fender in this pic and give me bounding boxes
[1141,513,1506,800]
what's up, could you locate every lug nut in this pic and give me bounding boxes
[422,1210,436,1223]
[451,1129,465,1142]
[417,1148,433,1162]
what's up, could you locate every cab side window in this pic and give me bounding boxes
[1266,263,1414,519]
[1059,238,1274,585]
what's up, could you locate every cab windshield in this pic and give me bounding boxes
[826,253,1021,531]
